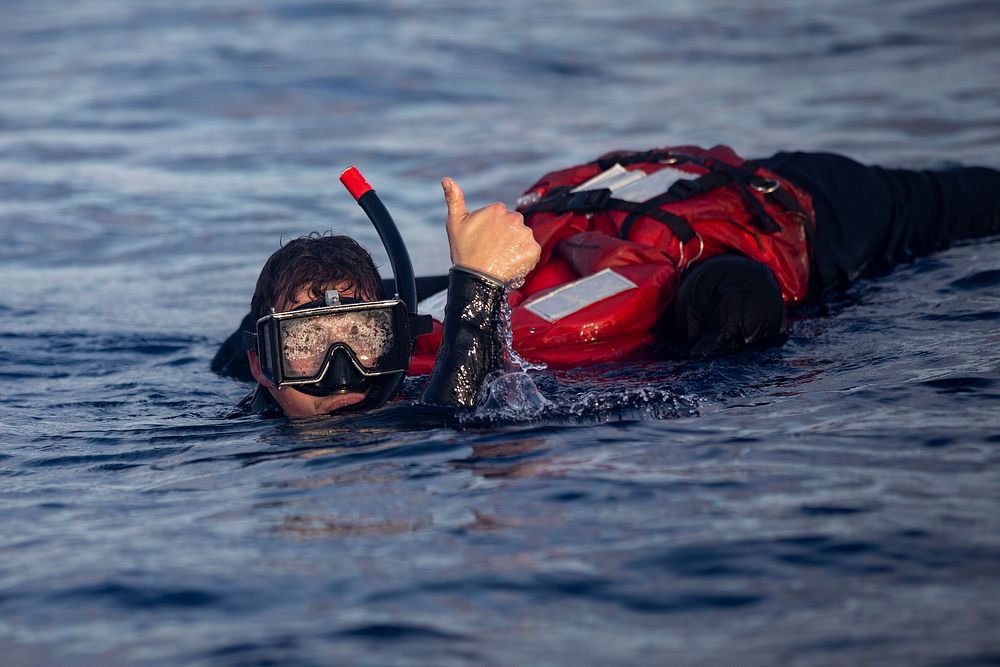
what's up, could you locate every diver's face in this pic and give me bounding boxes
[248,284,369,418]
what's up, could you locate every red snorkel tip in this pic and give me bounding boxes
[339,166,373,201]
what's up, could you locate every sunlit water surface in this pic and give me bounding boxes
[1,1,999,665]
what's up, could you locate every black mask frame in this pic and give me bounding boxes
[254,299,413,387]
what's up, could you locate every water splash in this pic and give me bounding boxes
[502,278,546,373]
[471,282,704,423]
[467,373,698,425]
[555,385,698,421]
[474,370,552,420]
[471,282,552,420]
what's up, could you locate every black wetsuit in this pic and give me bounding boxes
[671,153,1000,356]
[214,153,1000,413]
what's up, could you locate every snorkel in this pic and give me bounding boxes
[340,167,418,311]
[337,166,428,408]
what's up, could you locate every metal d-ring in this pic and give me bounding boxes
[682,233,705,269]
[750,178,780,194]
[677,233,705,270]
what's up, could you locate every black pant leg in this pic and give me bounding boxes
[927,166,1000,242]
[759,151,899,298]
[759,152,1000,300]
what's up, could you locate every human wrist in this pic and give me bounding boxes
[451,264,507,288]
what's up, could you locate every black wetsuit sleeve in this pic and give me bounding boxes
[672,255,787,357]
[211,311,255,381]
[421,267,507,408]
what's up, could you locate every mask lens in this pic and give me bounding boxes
[278,309,395,379]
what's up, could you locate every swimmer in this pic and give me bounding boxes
[225,175,540,417]
[213,147,1000,418]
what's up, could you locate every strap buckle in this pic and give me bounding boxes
[563,187,611,211]
[667,178,701,199]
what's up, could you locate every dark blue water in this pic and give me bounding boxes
[2,1,1000,665]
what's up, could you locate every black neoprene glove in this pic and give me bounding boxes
[421,267,507,407]
[673,255,787,357]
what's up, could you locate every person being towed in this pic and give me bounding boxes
[215,145,1000,418]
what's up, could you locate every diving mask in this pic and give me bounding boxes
[251,291,423,394]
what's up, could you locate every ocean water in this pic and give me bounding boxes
[1,1,999,665]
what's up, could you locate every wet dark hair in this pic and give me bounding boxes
[250,232,382,323]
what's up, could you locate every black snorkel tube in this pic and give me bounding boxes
[340,167,418,311]
[338,167,430,408]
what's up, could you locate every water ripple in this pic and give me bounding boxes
[1,1,999,665]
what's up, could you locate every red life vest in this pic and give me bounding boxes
[410,145,815,373]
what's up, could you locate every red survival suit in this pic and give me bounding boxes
[410,145,815,373]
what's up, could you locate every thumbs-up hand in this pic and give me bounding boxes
[441,177,541,284]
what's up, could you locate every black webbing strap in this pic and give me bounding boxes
[530,186,610,212]
[669,155,803,218]
[742,160,807,217]
[595,150,679,171]
[664,170,732,201]
[764,183,804,215]
[687,160,781,233]
[523,187,697,243]
[522,154,807,242]
[744,162,814,247]
[617,180,717,241]
[618,165,785,239]
[617,204,697,243]
[598,152,802,215]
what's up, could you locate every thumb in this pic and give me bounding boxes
[442,177,468,223]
